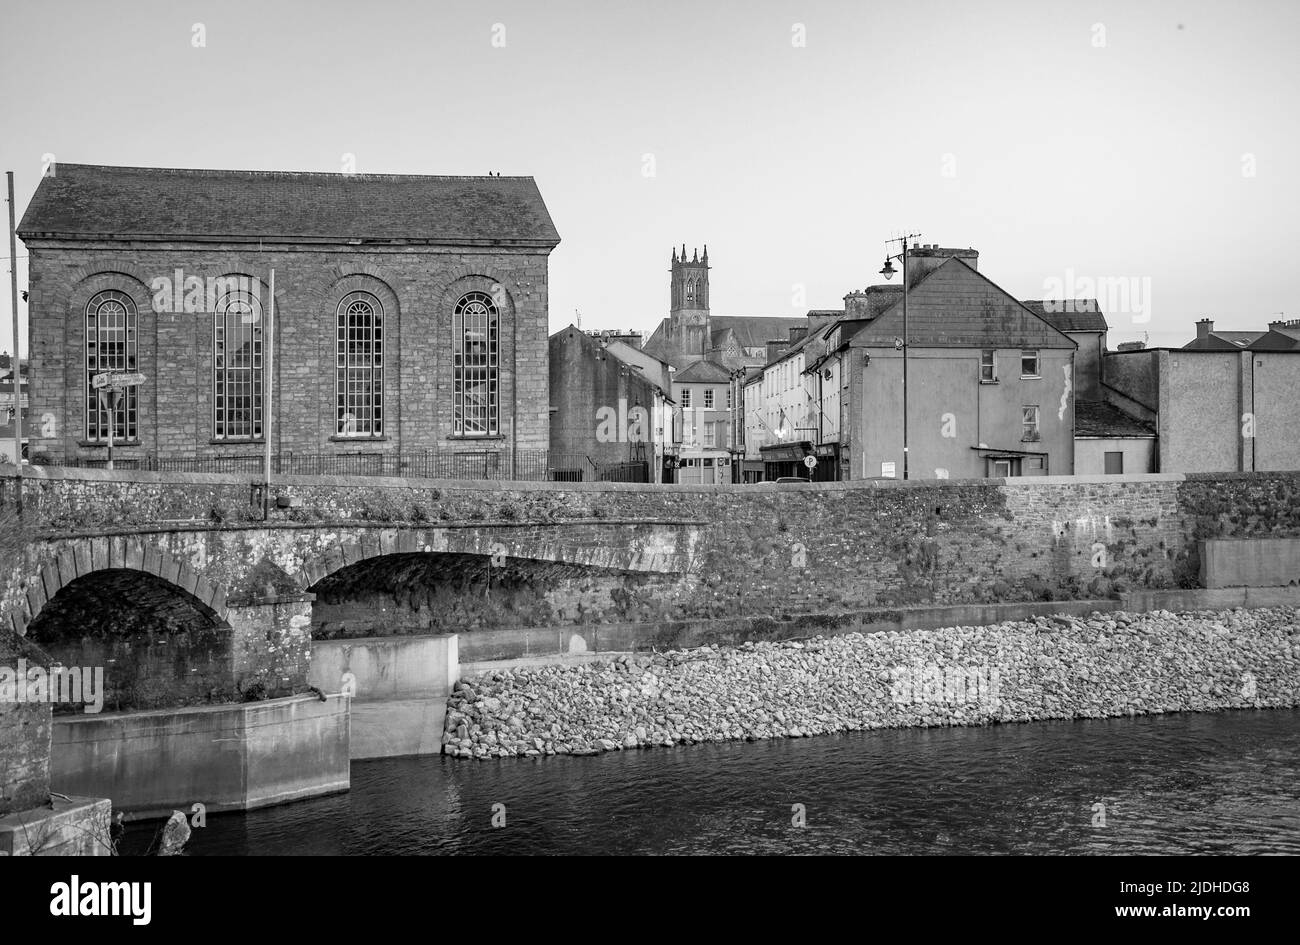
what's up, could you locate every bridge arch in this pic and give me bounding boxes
[294,526,695,641]
[12,537,229,635]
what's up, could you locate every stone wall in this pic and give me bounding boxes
[6,466,1300,649]
[0,630,51,816]
[24,244,552,462]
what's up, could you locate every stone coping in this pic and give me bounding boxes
[6,461,1262,494]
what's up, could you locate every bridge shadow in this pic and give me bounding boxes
[26,567,232,713]
[306,550,672,640]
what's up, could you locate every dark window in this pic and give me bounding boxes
[213,288,263,440]
[1022,405,1040,441]
[980,349,996,381]
[1021,349,1040,377]
[1104,451,1124,474]
[85,290,138,442]
[336,292,384,436]
[453,291,499,436]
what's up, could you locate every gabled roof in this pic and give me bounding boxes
[1244,329,1300,351]
[1183,334,1250,351]
[1075,401,1156,438]
[709,315,805,348]
[18,163,561,246]
[849,258,1076,349]
[674,359,732,384]
[1020,300,1109,333]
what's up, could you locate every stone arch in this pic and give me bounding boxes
[8,536,229,637]
[291,523,695,595]
[437,273,517,322]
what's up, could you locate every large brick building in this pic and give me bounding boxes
[17,164,560,472]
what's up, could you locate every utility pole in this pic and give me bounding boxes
[7,171,23,512]
[263,268,274,520]
[880,232,923,480]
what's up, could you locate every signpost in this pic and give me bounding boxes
[91,372,146,470]
[803,453,817,481]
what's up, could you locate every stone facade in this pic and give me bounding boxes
[17,165,560,469]
[23,246,553,464]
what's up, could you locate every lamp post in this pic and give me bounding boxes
[879,233,922,480]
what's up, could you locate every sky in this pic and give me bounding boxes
[2,0,1298,355]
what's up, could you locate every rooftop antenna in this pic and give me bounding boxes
[574,308,581,329]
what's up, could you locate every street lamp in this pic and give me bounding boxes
[879,232,922,480]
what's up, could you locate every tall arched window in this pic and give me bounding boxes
[213,287,263,440]
[85,290,138,441]
[453,291,499,436]
[336,291,384,436]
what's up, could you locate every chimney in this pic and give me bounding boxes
[765,340,787,365]
[788,327,808,344]
[905,245,979,285]
[1195,317,1214,341]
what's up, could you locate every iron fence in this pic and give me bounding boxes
[33,449,652,484]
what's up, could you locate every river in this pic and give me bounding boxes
[125,709,1300,855]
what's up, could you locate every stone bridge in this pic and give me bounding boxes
[3,462,1300,715]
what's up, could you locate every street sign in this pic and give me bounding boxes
[803,455,817,469]
[92,372,146,390]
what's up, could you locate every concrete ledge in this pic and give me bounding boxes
[350,698,446,761]
[455,590,1300,665]
[50,694,350,819]
[0,796,114,856]
[1200,538,1300,588]
[310,633,459,701]
[1121,586,1300,611]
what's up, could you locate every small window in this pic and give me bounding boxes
[681,388,691,408]
[1104,451,1124,474]
[1021,349,1039,377]
[726,388,733,409]
[704,421,716,446]
[1022,405,1040,441]
[703,388,715,409]
[980,349,996,381]
[702,458,714,467]
[991,458,1023,478]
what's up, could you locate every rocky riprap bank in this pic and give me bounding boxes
[441,607,1300,759]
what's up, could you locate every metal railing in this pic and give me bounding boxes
[32,449,652,483]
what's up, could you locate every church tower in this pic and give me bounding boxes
[669,244,710,356]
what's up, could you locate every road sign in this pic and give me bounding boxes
[92,372,146,390]
[803,455,817,469]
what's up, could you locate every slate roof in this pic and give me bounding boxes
[709,315,806,348]
[1183,329,1298,352]
[18,163,561,246]
[674,359,732,383]
[1075,401,1156,437]
[1020,300,1109,332]
[850,259,1076,349]
[1183,334,1249,351]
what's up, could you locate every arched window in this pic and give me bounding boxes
[85,290,138,442]
[336,291,384,436]
[213,287,263,440]
[453,291,499,436]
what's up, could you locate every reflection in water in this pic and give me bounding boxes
[126,709,1300,856]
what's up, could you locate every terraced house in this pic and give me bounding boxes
[17,164,560,475]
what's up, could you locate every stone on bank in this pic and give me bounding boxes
[441,607,1300,759]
